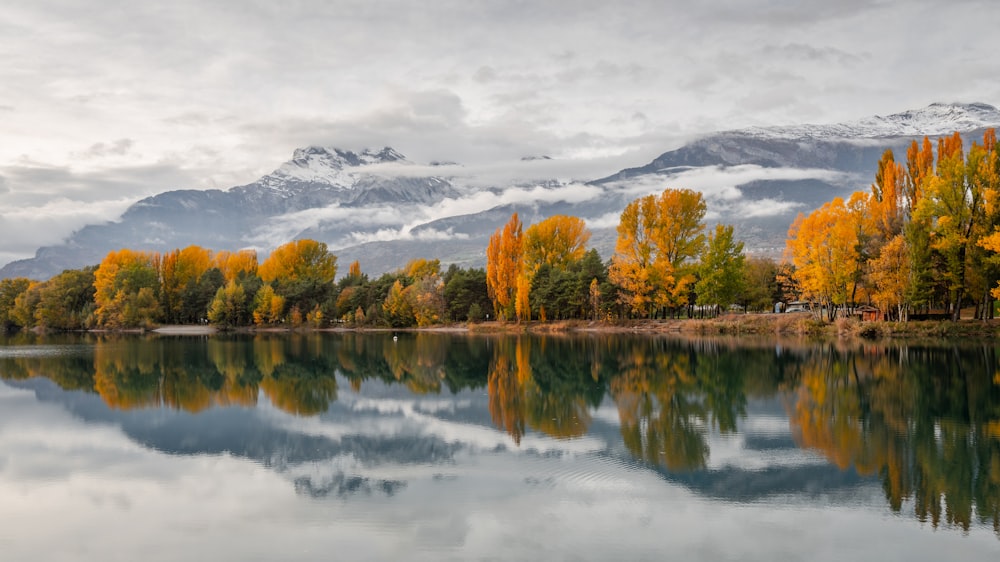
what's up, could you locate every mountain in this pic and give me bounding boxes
[3,103,999,280]
[0,147,461,279]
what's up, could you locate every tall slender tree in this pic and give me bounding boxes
[486,213,524,321]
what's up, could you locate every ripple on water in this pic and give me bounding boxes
[0,345,94,358]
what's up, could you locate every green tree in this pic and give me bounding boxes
[10,281,43,329]
[34,267,96,330]
[695,224,746,315]
[208,280,247,327]
[180,267,225,323]
[443,266,490,322]
[0,277,32,329]
[740,256,780,312]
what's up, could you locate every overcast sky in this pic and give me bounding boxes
[1,0,997,266]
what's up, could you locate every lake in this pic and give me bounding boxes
[1,331,998,561]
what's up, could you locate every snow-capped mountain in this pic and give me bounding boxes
[3,102,999,281]
[738,102,1000,141]
[602,102,1000,181]
[233,145,459,209]
[253,146,404,192]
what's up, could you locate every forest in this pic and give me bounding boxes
[0,128,998,331]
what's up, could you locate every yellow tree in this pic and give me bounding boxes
[871,150,907,243]
[382,279,414,327]
[905,136,935,210]
[522,215,590,277]
[207,279,247,327]
[979,233,1000,299]
[403,258,441,285]
[213,249,258,282]
[654,188,707,273]
[486,213,523,321]
[410,274,446,327]
[976,129,1000,303]
[252,284,285,325]
[846,190,877,305]
[159,245,212,323]
[609,188,706,316]
[608,195,659,316]
[259,239,337,314]
[348,260,362,279]
[869,234,911,320]
[259,239,337,284]
[786,197,861,320]
[401,258,446,327]
[93,248,162,328]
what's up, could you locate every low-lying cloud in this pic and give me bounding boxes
[249,180,607,249]
[0,196,138,258]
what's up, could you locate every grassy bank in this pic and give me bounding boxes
[465,312,1000,340]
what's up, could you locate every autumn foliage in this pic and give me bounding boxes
[786,128,1000,320]
[608,188,707,317]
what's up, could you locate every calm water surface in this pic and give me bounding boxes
[1,332,998,561]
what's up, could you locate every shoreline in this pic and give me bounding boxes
[162,313,1000,340]
[10,313,1000,340]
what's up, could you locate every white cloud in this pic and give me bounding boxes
[0,196,137,256]
[584,212,625,230]
[248,181,606,249]
[721,197,804,218]
[603,164,846,221]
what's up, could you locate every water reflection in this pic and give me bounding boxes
[1,331,999,537]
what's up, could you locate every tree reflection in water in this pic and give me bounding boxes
[1,331,998,536]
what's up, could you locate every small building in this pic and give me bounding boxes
[854,305,882,322]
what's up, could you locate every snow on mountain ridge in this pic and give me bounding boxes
[259,146,408,189]
[738,102,1000,141]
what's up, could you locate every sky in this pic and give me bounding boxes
[1,0,998,267]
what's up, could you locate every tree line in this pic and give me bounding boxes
[0,200,784,331]
[786,128,1000,321]
[4,127,995,331]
